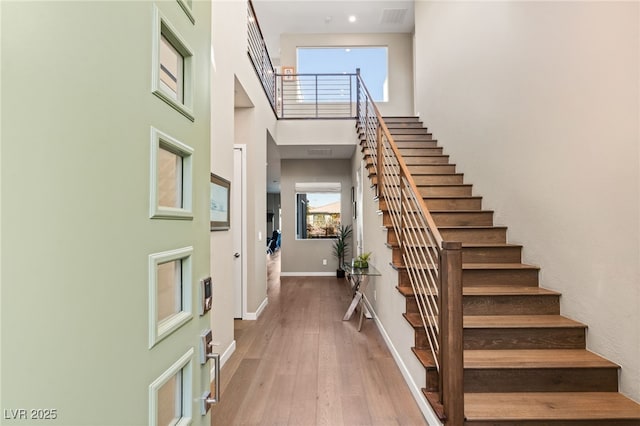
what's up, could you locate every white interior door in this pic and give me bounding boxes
[233,146,246,318]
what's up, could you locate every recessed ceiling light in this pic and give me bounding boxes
[345,48,351,53]
[348,15,357,23]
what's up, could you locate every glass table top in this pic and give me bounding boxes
[342,263,381,276]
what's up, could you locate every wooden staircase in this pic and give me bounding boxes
[358,116,640,425]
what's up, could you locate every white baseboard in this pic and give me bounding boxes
[210,339,236,381]
[362,296,443,426]
[280,272,336,277]
[244,297,268,320]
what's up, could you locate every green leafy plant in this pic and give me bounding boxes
[353,252,371,268]
[332,224,353,276]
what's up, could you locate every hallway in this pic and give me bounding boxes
[211,251,427,425]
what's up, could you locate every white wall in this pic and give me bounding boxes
[279,33,414,117]
[415,1,640,402]
[210,0,276,352]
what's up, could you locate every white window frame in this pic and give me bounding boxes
[152,5,195,121]
[149,348,194,426]
[150,127,194,220]
[148,247,193,348]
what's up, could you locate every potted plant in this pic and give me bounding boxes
[353,252,371,269]
[332,224,352,278]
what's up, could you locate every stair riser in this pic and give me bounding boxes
[411,325,586,351]
[368,164,456,176]
[384,241,522,264]
[408,164,456,174]
[382,117,421,123]
[387,229,437,247]
[404,157,451,165]
[425,198,483,210]
[385,120,424,127]
[393,134,434,141]
[413,174,464,185]
[440,228,507,244]
[464,295,560,315]
[388,128,432,135]
[463,328,586,350]
[464,368,619,393]
[395,141,439,149]
[462,246,523,263]
[380,196,479,212]
[399,148,444,156]
[383,211,494,227]
[405,294,560,316]
[431,211,493,226]
[419,185,473,197]
[463,269,539,287]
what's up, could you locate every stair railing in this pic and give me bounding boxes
[356,72,464,425]
[275,72,358,119]
[247,0,277,114]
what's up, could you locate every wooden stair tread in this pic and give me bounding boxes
[462,243,521,248]
[412,347,436,368]
[465,392,640,421]
[405,313,584,330]
[464,349,619,369]
[463,263,539,270]
[464,315,586,329]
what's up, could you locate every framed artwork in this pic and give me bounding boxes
[282,66,295,81]
[210,173,230,231]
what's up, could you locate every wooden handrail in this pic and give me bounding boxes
[355,74,444,248]
[356,73,463,424]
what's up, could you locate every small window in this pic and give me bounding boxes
[156,260,182,322]
[297,47,388,102]
[158,146,183,209]
[157,371,182,425]
[149,247,193,348]
[150,127,193,220]
[152,6,194,120]
[159,35,184,103]
[150,349,193,426]
[295,183,342,240]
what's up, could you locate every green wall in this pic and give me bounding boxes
[1,1,212,424]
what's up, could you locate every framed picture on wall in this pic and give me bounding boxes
[210,173,230,231]
[282,66,295,81]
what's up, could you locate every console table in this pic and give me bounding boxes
[342,263,381,331]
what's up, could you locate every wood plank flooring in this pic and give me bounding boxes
[211,251,427,426]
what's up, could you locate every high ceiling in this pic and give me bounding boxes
[247,0,416,193]
[252,0,415,64]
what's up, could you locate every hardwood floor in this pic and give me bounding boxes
[211,251,427,426]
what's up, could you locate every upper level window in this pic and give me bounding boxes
[297,47,388,102]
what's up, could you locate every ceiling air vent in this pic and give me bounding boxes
[380,8,408,25]
[307,148,332,157]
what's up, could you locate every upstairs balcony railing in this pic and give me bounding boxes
[247,0,276,111]
[276,73,358,119]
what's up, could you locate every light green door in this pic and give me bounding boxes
[1,1,212,424]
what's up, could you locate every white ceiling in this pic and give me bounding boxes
[252,0,415,64]
[247,0,415,193]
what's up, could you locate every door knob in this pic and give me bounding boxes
[234,253,240,258]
